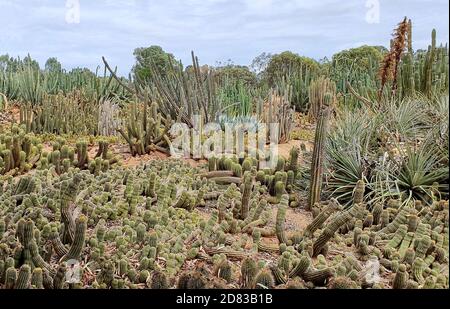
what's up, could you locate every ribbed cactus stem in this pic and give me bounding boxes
[31,268,44,289]
[303,268,334,286]
[304,200,340,237]
[257,240,280,253]
[308,102,330,211]
[150,271,169,289]
[288,147,300,176]
[61,215,87,262]
[254,268,275,289]
[30,241,55,276]
[353,180,365,205]
[312,204,365,257]
[5,267,17,289]
[289,256,311,278]
[15,264,31,289]
[412,258,425,284]
[372,203,383,225]
[240,174,252,219]
[215,259,232,283]
[53,263,67,289]
[275,195,290,245]
[270,264,287,285]
[241,258,257,288]
[51,229,69,258]
[393,264,408,289]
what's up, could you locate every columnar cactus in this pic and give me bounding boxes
[31,268,44,289]
[254,268,275,289]
[15,264,31,289]
[312,204,365,256]
[304,200,340,237]
[270,264,287,285]
[240,173,252,219]
[61,215,87,262]
[288,147,300,176]
[240,258,257,288]
[393,264,408,289]
[53,263,67,289]
[303,268,334,286]
[412,258,425,284]
[214,258,232,283]
[415,236,432,259]
[372,202,383,225]
[353,180,365,205]
[5,267,17,289]
[289,256,311,278]
[308,102,330,210]
[150,271,169,289]
[275,195,290,245]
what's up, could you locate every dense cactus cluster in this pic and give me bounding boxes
[0,144,448,289]
[205,146,301,208]
[35,138,119,176]
[19,92,104,136]
[0,160,210,288]
[296,189,449,289]
[118,102,173,156]
[0,124,42,176]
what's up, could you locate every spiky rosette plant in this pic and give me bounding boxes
[393,144,448,203]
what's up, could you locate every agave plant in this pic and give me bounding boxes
[325,141,368,203]
[392,142,449,204]
[381,97,430,141]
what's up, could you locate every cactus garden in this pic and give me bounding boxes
[0,15,449,290]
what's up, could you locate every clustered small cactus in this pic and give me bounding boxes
[1,144,448,289]
[39,138,119,176]
[0,124,42,176]
[118,102,173,156]
[206,146,301,208]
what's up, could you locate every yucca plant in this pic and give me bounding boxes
[381,96,430,140]
[325,141,368,204]
[325,108,379,205]
[393,143,449,203]
[428,96,449,167]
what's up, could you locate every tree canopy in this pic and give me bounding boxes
[264,51,320,83]
[45,57,62,73]
[132,45,177,82]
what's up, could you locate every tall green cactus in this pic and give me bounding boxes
[275,195,290,245]
[15,264,31,289]
[61,215,87,262]
[308,76,337,121]
[240,173,252,219]
[308,99,331,211]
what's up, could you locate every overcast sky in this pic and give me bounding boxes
[0,0,448,76]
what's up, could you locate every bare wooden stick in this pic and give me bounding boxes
[346,81,374,109]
